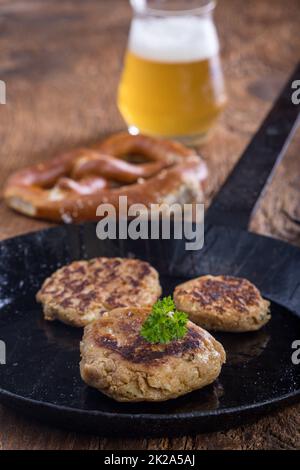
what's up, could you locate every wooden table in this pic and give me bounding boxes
[0,0,300,450]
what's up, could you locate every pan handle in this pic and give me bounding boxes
[206,63,300,230]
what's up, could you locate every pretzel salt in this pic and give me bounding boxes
[4,133,207,222]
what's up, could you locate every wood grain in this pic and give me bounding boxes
[0,0,300,450]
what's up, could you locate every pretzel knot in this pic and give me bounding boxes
[4,133,208,222]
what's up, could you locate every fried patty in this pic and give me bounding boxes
[36,257,162,327]
[174,275,271,332]
[80,307,226,402]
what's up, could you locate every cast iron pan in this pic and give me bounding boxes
[0,65,299,437]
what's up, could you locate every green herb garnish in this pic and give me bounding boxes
[140,296,188,344]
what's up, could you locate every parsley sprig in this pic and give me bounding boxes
[141,296,188,344]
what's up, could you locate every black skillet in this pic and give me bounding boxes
[0,65,299,437]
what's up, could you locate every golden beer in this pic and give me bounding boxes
[118,4,226,141]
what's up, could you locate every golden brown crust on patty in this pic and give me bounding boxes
[80,307,226,402]
[174,275,271,332]
[36,257,162,327]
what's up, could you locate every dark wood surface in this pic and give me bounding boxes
[0,0,300,450]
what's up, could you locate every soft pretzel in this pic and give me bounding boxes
[4,133,207,222]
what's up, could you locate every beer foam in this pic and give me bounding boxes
[129,16,219,63]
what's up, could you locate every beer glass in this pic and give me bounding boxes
[118,0,226,144]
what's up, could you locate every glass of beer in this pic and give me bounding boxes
[118,0,226,144]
